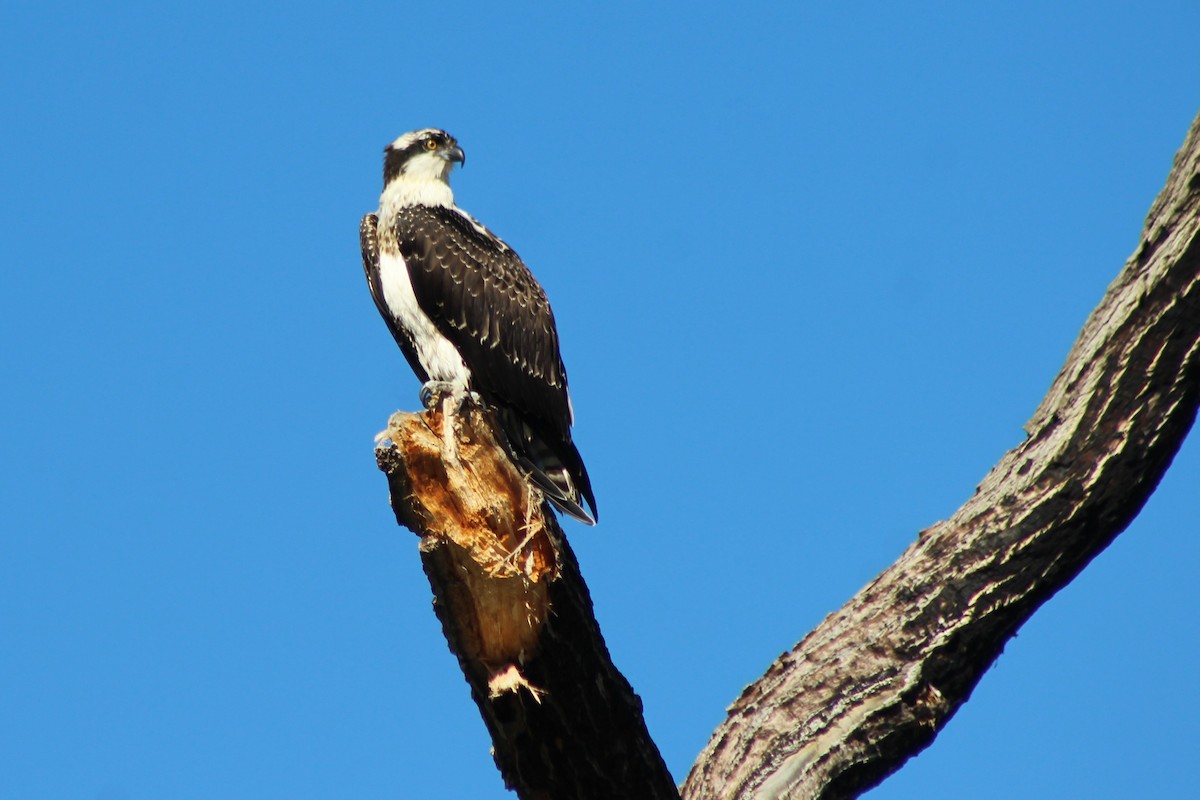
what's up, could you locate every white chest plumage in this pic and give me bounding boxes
[377,249,472,388]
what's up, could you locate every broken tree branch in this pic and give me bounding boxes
[680,112,1200,800]
[375,403,679,800]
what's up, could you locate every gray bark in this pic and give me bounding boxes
[680,112,1200,800]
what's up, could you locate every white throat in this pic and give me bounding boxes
[380,174,455,213]
[380,149,457,212]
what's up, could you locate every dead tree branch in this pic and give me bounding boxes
[375,404,679,800]
[680,112,1200,800]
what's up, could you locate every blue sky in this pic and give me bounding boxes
[3,3,1198,798]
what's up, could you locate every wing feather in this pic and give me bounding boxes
[385,205,596,521]
[391,205,571,439]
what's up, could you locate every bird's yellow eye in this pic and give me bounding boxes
[424,139,439,151]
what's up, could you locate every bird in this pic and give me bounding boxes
[360,128,597,525]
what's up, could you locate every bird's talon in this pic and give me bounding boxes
[420,381,458,410]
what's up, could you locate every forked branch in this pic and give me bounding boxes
[374,112,1200,800]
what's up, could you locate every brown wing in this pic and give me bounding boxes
[391,205,571,438]
[387,204,596,521]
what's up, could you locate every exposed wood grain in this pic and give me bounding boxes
[375,403,679,800]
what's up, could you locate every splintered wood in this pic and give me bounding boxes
[374,402,681,800]
[375,402,558,694]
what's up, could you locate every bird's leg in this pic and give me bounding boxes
[421,381,483,412]
[420,381,483,465]
[441,392,460,466]
[420,380,457,410]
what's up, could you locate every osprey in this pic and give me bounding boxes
[360,128,597,525]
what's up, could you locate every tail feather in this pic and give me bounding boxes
[521,458,596,526]
[494,408,597,525]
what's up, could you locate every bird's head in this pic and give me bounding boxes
[383,129,466,188]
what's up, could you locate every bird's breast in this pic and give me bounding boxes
[378,248,471,386]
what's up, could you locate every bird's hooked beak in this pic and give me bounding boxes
[442,144,466,167]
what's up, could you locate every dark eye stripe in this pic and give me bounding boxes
[381,130,457,185]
